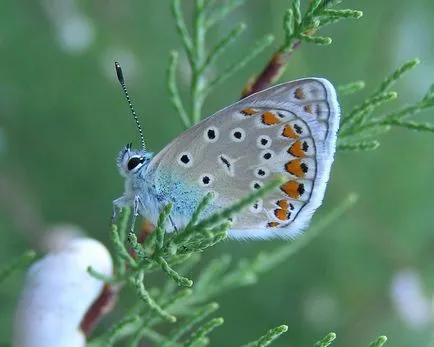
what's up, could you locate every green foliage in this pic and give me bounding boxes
[0,250,36,286]
[313,333,387,347]
[242,325,288,347]
[168,0,434,154]
[87,187,358,346]
[169,0,274,125]
[89,178,298,346]
[183,317,224,347]
[339,58,434,151]
[314,332,336,347]
[281,0,362,51]
[168,0,362,125]
[369,336,388,347]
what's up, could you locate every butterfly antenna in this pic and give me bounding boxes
[115,62,146,150]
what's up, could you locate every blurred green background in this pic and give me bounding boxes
[1,0,434,346]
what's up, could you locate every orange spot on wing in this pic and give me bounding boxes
[276,199,289,209]
[282,124,298,139]
[288,141,305,158]
[294,87,305,100]
[274,208,289,221]
[304,104,313,114]
[285,159,306,178]
[262,111,281,125]
[267,222,280,228]
[241,108,256,116]
[281,180,304,199]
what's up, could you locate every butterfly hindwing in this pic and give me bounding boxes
[148,78,340,239]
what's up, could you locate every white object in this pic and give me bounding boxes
[390,269,432,328]
[13,237,113,347]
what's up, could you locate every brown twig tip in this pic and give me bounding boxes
[80,284,119,336]
[240,0,339,98]
[139,219,155,243]
[241,50,296,98]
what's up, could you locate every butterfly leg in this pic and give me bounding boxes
[169,215,178,232]
[112,197,125,223]
[130,195,142,233]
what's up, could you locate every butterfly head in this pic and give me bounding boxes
[117,143,152,178]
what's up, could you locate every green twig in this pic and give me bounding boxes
[171,0,194,62]
[374,58,419,95]
[200,23,246,74]
[159,256,193,287]
[133,271,176,323]
[95,314,141,346]
[134,328,176,346]
[314,332,336,347]
[243,0,362,96]
[369,336,388,347]
[193,177,284,231]
[87,266,119,284]
[0,250,36,285]
[163,303,219,346]
[184,317,224,347]
[380,119,434,132]
[206,34,275,96]
[205,0,249,29]
[168,51,190,128]
[191,0,208,124]
[155,202,173,253]
[241,325,288,347]
[111,223,137,269]
[337,80,365,96]
[183,192,214,235]
[338,140,380,151]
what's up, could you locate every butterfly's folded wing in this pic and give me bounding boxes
[148,78,340,239]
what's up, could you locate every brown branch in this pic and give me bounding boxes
[80,284,119,336]
[240,41,302,98]
[240,0,323,98]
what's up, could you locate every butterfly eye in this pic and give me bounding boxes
[127,157,145,171]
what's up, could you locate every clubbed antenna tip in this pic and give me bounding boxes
[115,61,125,84]
[114,62,146,151]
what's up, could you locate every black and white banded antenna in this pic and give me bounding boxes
[115,62,146,150]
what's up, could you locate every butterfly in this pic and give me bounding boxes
[113,63,340,239]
